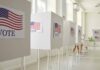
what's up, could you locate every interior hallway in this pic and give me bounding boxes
[0,0,100,70]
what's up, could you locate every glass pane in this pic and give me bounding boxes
[67,0,73,21]
[31,0,35,21]
[37,0,46,13]
[77,8,83,26]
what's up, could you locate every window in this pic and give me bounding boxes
[67,0,73,21]
[31,0,35,21]
[77,7,83,26]
[31,0,47,21]
[37,0,46,13]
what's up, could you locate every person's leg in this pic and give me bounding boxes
[73,44,77,53]
[80,43,83,54]
[77,45,80,54]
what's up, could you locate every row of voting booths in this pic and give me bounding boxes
[63,21,82,47]
[0,1,82,68]
[31,12,63,50]
[30,12,77,70]
[30,12,82,70]
[31,12,82,50]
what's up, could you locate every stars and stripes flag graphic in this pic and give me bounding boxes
[31,22,40,31]
[0,8,23,30]
[55,23,61,33]
[70,27,74,35]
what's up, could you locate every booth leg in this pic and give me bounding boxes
[21,57,26,70]
[37,49,40,70]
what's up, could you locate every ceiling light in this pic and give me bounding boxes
[73,3,79,11]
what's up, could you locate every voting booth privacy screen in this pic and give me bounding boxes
[31,12,63,50]
[0,0,31,61]
[69,22,76,46]
[63,21,76,47]
[78,26,82,42]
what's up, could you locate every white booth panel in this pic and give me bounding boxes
[51,12,63,49]
[78,26,82,42]
[0,0,31,61]
[31,12,51,49]
[69,22,76,46]
[63,21,76,47]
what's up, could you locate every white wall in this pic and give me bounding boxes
[86,13,100,37]
[86,13,100,46]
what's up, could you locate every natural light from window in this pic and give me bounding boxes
[77,7,83,26]
[37,0,46,13]
[67,0,73,22]
[31,0,47,21]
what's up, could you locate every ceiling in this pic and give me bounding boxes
[80,0,100,13]
[28,0,100,13]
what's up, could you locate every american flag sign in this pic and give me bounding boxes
[55,23,61,33]
[70,27,74,35]
[31,22,40,31]
[0,8,23,30]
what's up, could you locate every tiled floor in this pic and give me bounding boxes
[63,47,100,70]
[26,46,100,70]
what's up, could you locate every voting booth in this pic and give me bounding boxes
[69,22,76,46]
[78,26,82,42]
[31,12,63,50]
[63,21,76,47]
[0,0,31,61]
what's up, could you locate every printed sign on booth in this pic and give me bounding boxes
[0,7,24,38]
[53,23,61,37]
[31,22,42,32]
[70,27,75,36]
